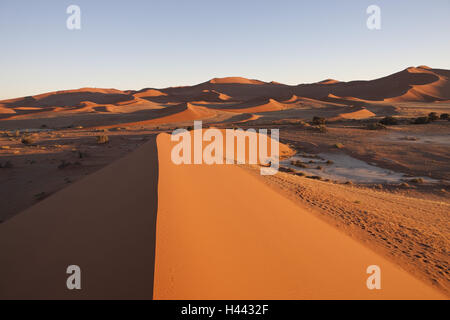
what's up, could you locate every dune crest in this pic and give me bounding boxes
[337,108,376,119]
[134,89,168,98]
[208,77,266,85]
[219,98,287,114]
[318,79,340,85]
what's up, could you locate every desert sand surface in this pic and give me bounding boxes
[0,66,449,299]
[0,137,159,299]
[0,133,445,299]
[154,133,444,299]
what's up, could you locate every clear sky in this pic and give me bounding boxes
[0,0,449,100]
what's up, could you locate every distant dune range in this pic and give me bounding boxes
[0,67,449,299]
[1,66,449,128]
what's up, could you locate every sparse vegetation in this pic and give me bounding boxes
[379,116,398,125]
[58,160,81,169]
[326,160,334,165]
[58,160,71,169]
[317,124,327,133]
[366,122,386,130]
[0,161,13,169]
[408,177,424,184]
[312,116,326,125]
[21,135,35,145]
[291,160,308,168]
[413,117,430,124]
[335,143,344,149]
[34,192,48,201]
[77,151,87,159]
[428,112,439,121]
[96,135,109,144]
[400,182,410,188]
[440,113,449,120]
[110,127,125,132]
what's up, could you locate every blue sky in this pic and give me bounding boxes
[0,0,449,100]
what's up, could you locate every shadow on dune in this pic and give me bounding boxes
[293,70,440,101]
[0,136,159,299]
[3,92,135,109]
[0,104,190,129]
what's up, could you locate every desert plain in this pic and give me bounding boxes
[0,66,449,299]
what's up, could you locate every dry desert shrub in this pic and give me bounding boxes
[312,116,326,125]
[379,116,398,125]
[366,122,386,130]
[0,160,13,169]
[413,117,430,124]
[21,135,35,145]
[96,135,109,144]
[291,160,308,168]
[428,112,439,121]
[409,178,424,184]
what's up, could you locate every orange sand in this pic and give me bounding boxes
[0,132,446,299]
[220,99,286,114]
[153,133,445,299]
[337,108,376,120]
[209,77,266,85]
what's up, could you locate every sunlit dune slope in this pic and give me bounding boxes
[218,98,287,113]
[153,133,445,300]
[208,77,266,85]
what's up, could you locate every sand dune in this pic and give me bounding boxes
[290,67,448,103]
[0,132,445,299]
[0,106,16,114]
[219,98,287,114]
[133,89,168,99]
[0,137,159,299]
[385,67,450,102]
[1,88,133,109]
[154,133,444,299]
[318,79,340,85]
[283,94,300,103]
[185,90,233,103]
[208,77,266,85]
[141,103,219,124]
[95,103,221,129]
[336,108,376,120]
[1,66,447,122]
[236,113,262,123]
